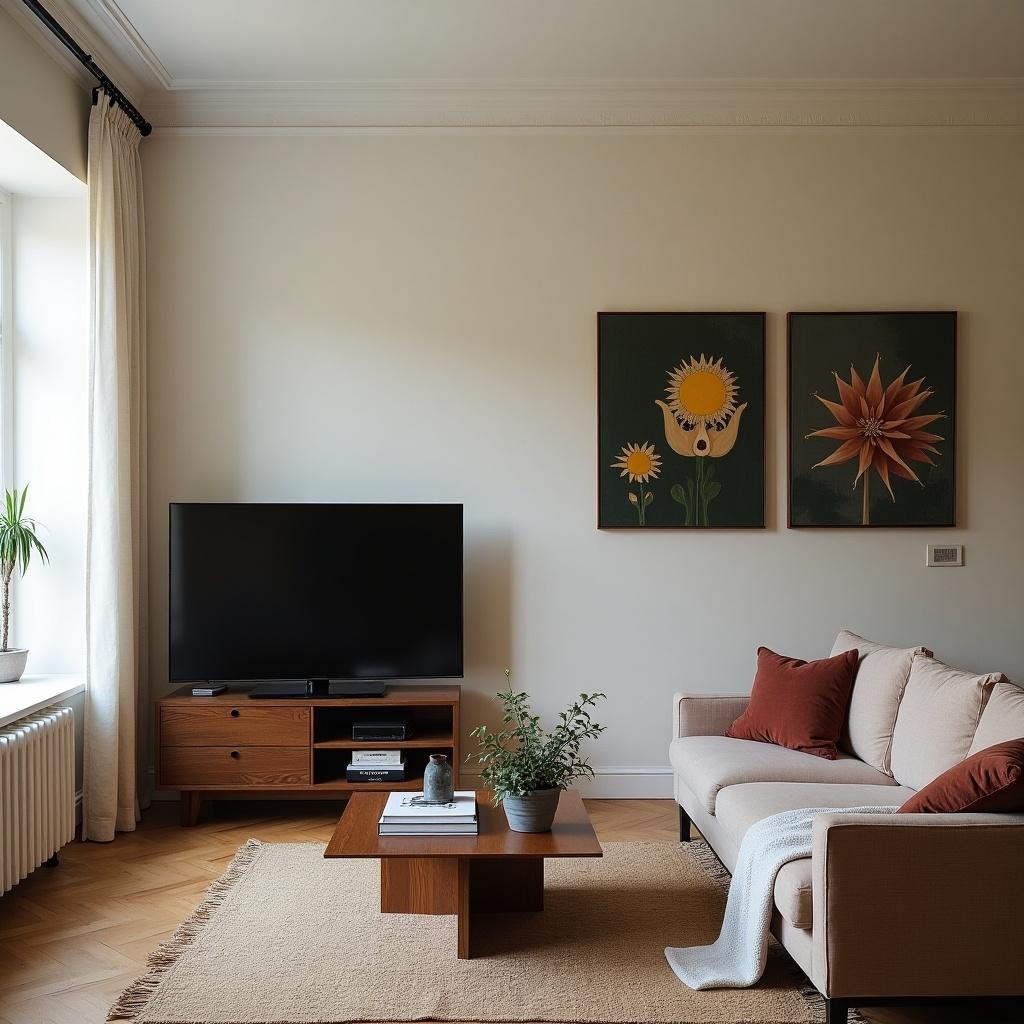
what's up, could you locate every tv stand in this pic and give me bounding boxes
[155,684,460,825]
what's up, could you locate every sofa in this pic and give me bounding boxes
[670,631,1024,1024]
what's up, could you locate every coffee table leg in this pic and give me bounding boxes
[381,858,459,914]
[457,858,472,958]
[469,858,544,912]
[457,857,544,959]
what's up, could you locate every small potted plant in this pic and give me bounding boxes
[468,670,606,833]
[0,486,48,683]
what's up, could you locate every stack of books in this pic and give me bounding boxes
[346,750,405,783]
[378,790,478,835]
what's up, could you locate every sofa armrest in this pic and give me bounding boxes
[672,692,749,739]
[810,812,1024,999]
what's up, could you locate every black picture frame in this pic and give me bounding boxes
[788,311,957,528]
[598,312,766,529]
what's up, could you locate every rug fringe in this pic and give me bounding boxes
[106,837,264,1022]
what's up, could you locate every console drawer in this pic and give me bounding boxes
[160,705,310,747]
[160,746,311,787]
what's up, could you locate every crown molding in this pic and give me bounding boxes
[73,0,172,89]
[160,75,1024,94]
[8,2,1023,133]
[0,0,149,102]
[143,78,1024,131]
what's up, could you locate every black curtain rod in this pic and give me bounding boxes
[21,0,152,137]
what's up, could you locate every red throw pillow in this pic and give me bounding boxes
[725,647,859,759]
[898,739,1024,813]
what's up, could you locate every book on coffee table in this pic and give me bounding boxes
[378,822,478,835]
[378,790,478,834]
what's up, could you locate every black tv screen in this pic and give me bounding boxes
[169,503,463,682]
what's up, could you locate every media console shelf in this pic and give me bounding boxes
[155,684,461,825]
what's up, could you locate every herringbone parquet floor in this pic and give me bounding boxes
[0,799,1016,1024]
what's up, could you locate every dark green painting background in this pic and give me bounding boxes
[789,312,956,527]
[598,313,765,528]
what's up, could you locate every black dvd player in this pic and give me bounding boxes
[352,716,412,741]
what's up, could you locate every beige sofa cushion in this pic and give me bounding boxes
[830,629,931,775]
[969,680,1024,754]
[669,735,897,814]
[714,780,915,849]
[714,782,913,929]
[889,656,1002,790]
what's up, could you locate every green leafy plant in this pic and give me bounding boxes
[467,670,607,803]
[0,486,48,652]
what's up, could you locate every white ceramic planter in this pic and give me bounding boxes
[0,649,29,683]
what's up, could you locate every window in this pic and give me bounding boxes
[0,133,89,675]
[0,188,11,492]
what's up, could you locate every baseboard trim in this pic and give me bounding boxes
[462,765,673,799]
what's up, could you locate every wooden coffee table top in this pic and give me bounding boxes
[325,789,602,860]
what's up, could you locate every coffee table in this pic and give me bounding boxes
[324,789,602,958]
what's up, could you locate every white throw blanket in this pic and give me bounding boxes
[665,805,897,990]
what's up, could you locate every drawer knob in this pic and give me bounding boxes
[229,750,240,759]
[230,709,240,718]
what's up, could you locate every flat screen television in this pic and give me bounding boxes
[169,502,463,682]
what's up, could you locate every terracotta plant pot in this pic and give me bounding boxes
[503,787,562,833]
[0,648,29,683]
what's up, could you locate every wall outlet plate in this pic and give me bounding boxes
[926,543,963,567]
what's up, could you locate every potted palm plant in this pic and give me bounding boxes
[468,671,606,833]
[0,486,48,683]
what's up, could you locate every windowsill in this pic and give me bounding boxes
[0,673,85,728]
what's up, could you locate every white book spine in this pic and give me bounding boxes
[378,828,479,836]
[350,750,404,765]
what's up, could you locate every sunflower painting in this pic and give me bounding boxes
[598,313,765,529]
[610,442,662,525]
[789,312,956,528]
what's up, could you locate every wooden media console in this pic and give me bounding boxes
[155,684,461,825]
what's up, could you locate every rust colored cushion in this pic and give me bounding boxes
[725,647,859,760]
[898,740,1024,813]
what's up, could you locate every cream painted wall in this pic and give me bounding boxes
[143,131,1024,795]
[0,6,88,182]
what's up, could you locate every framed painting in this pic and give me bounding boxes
[788,311,956,528]
[598,312,765,529]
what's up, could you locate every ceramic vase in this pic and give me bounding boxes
[422,753,454,804]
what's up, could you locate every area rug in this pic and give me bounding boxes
[108,839,840,1024]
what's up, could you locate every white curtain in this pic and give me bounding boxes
[82,92,147,842]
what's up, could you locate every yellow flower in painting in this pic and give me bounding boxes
[611,442,662,484]
[665,354,738,428]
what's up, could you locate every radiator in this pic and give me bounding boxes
[0,706,75,894]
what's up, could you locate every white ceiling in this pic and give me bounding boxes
[102,0,1024,85]
[6,0,1022,129]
